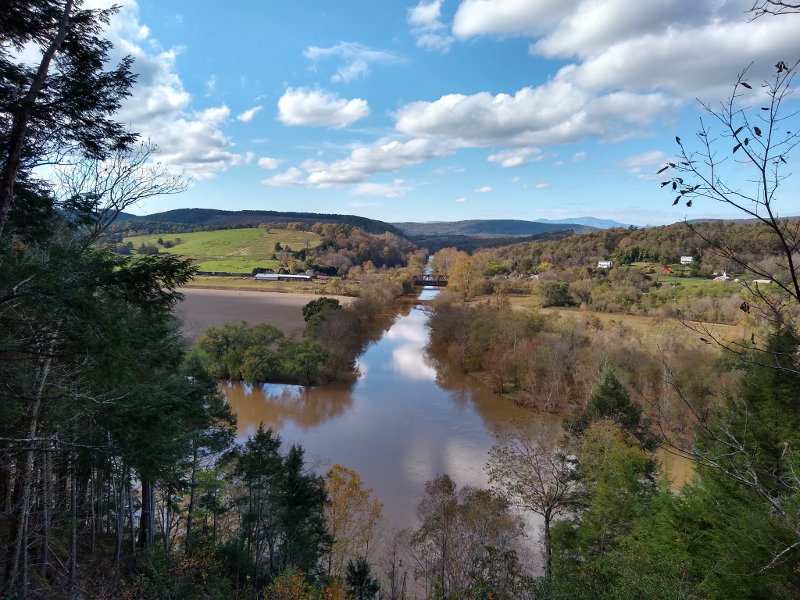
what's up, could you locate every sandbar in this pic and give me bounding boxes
[174,287,354,342]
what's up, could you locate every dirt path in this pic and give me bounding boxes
[174,287,355,342]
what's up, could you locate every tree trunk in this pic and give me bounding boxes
[5,333,54,596]
[40,447,52,581]
[68,463,77,600]
[212,471,219,545]
[127,469,136,554]
[113,469,123,587]
[138,480,154,549]
[543,509,552,581]
[185,445,198,556]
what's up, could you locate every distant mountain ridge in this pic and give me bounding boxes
[535,217,632,229]
[114,210,627,241]
[392,219,597,238]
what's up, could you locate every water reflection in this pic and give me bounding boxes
[223,290,557,529]
[224,380,354,434]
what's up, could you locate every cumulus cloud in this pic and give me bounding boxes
[261,167,305,187]
[303,42,404,82]
[487,147,543,167]
[453,0,799,102]
[474,185,493,192]
[262,138,451,189]
[305,138,451,186]
[432,166,467,174]
[237,105,263,122]
[564,18,799,101]
[619,150,669,173]
[95,1,250,179]
[453,0,569,38]
[572,151,586,162]
[618,150,675,180]
[278,88,369,128]
[408,0,454,51]
[355,179,410,198]
[394,74,681,148]
[258,157,282,170]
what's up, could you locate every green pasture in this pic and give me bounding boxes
[122,228,322,273]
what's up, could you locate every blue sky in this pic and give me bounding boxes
[94,0,800,226]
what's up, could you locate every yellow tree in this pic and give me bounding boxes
[325,464,383,577]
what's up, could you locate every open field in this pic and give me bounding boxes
[174,288,355,342]
[122,227,322,272]
[506,296,748,344]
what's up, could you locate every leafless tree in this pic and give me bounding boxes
[55,140,188,245]
[486,419,573,581]
[659,60,800,373]
[749,0,800,19]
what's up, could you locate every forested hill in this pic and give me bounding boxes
[393,218,597,238]
[116,208,405,236]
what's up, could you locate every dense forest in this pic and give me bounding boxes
[113,209,405,237]
[2,1,800,599]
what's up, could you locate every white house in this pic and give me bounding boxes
[680,256,694,265]
[597,260,613,269]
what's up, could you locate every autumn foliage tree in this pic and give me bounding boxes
[324,464,382,578]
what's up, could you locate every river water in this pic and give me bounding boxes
[223,287,551,529]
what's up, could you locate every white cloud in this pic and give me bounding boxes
[303,42,404,83]
[408,0,454,52]
[258,157,282,170]
[96,1,250,180]
[261,167,305,187]
[474,185,493,192]
[507,176,520,183]
[432,166,467,174]
[619,150,669,173]
[395,75,681,148]
[355,179,410,198]
[237,105,263,122]
[304,138,451,186]
[454,197,467,203]
[533,182,550,189]
[453,0,799,103]
[261,138,451,189]
[487,147,543,167]
[572,151,586,162]
[278,87,369,128]
[453,0,569,38]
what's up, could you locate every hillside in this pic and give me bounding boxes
[535,216,631,229]
[115,208,405,237]
[392,219,595,238]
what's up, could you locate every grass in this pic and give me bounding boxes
[122,228,322,273]
[504,298,747,344]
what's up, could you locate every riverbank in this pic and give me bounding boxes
[174,287,355,341]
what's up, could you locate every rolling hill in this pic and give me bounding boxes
[392,219,596,238]
[115,209,405,236]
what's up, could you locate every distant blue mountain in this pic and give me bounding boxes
[535,217,631,229]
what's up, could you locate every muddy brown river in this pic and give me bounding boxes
[221,288,558,529]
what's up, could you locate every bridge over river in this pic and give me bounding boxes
[412,273,448,287]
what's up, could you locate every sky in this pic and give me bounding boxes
[86,0,800,226]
